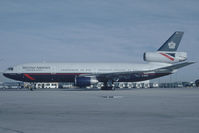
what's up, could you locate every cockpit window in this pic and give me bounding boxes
[8,67,14,71]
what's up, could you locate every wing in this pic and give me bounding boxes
[79,62,194,81]
[154,62,195,73]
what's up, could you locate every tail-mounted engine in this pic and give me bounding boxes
[144,52,187,63]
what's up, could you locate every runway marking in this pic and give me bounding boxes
[101,95,123,99]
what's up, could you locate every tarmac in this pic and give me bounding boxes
[0,88,199,133]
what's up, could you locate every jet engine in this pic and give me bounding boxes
[144,52,187,63]
[75,76,98,87]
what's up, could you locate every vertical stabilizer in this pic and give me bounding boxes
[157,31,184,51]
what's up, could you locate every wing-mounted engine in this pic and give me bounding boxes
[144,51,187,63]
[75,76,98,87]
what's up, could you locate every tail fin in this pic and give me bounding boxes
[157,31,184,51]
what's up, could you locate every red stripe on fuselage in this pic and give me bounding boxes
[24,74,35,80]
[160,53,174,61]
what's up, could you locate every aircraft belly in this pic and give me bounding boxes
[4,72,171,83]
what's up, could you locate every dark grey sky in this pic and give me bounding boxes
[0,0,199,81]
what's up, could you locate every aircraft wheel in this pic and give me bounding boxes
[101,82,113,90]
[195,80,199,87]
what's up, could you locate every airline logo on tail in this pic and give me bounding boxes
[168,41,176,49]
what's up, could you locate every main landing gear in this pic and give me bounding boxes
[101,81,115,90]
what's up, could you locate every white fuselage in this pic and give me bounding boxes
[5,62,171,74]
[3,62,172,83]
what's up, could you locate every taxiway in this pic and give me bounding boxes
[0,88,199,133]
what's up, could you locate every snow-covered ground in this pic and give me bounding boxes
[0,88,199,133]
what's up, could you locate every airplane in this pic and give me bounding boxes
[3,31,194,89]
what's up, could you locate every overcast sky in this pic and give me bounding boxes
[0,0,199,81]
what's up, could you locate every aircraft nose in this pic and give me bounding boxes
[3,73,9,78]
[3,72,13,79]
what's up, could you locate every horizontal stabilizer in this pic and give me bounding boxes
[155,62,195,73]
